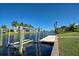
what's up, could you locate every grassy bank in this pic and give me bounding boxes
[58,32,79,56]
[58,32,79,36]
[59,38,79,56]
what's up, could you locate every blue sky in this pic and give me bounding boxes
[0,3,79,30]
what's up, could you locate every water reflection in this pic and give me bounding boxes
[0,31,55,56]
[35,42,41,56]
[0,42,53,56]
[0,47,3,56]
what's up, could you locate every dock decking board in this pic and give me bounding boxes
[40,35,56,43]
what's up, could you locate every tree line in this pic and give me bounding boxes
[55,23,79,34]
[0,20,33,29]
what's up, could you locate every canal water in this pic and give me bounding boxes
[0,31,55,56]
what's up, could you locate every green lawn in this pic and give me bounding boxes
[58,32,79,56]
[58,32,79,36]
[59,38,79,56]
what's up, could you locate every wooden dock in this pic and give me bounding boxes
[40,35,56,43]
[40,35,59,56]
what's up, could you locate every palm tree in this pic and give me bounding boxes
[20,22,24,26]
[12,20,18,27]
[11,20,19,32]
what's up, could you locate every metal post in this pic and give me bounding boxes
[0,28,3,47]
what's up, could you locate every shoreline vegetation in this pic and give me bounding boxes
[3,31,36,35]
[58,32,79,36]
[54,22,79,55]
[0,20,42,36]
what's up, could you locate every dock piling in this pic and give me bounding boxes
[0,28,3,47]
[18,26,24,55]
[8,28,10,45]
[37,28,40,43]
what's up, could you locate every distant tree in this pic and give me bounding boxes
[24,24,28,27]
[60,26,68,32]
[28,24,33,28]
[61,26,67,29]
[11,20,18,27]
[1,25,7,29]
[20,22,24,26]
[10,29,14,32]
[68,23,76,32]
[54,22,79,34]
[11,20,19,32]
[73,24,79,32]
[54,28,62,34]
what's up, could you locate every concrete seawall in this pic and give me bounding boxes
[51,36,59,56]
